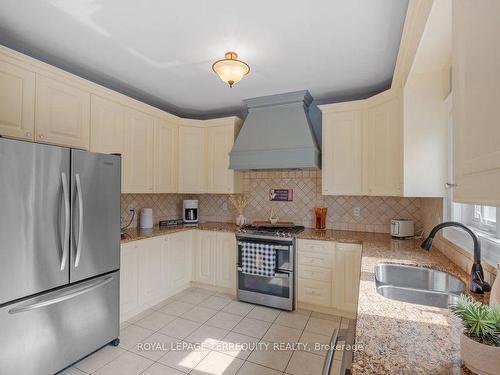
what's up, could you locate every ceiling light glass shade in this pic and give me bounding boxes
[212,52,250,87]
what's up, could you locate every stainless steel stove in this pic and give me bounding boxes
[237,225,305,239]
[235,225,304,310]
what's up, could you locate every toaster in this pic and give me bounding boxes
[391,219,415,238]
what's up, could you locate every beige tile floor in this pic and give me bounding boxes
[58,287,346,375]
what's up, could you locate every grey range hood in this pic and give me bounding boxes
[229,90,321,170]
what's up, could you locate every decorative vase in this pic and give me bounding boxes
[460,332,500,375]
[236,214,246,226]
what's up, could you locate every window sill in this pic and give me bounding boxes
[443,227,500,268]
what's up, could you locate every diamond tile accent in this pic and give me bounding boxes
[121,171,423,233]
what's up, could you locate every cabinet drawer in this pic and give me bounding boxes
[298,265,331,283]
[299,239,333,255]
[298,278,331,307]
[298,251,332,268]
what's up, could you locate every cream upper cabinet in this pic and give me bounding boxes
[0,60,35,140]
[363,93,403,196]
[452,0,500,205]
[35,75,90,149]
[320,87,446,197]
[206,117,243,194]
[322,107,363,195]
[122,107,154,193]
[90,95,124,155]
[154,118,178,193]
[178,122,206,193]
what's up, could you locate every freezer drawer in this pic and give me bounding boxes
[0,272,119,375]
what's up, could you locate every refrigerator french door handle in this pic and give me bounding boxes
[61,172,70,271]
[8,276,114,315]
[74,173,84,267]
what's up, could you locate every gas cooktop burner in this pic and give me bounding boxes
[238,225,305,238]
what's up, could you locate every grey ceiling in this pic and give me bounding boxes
[0,0,408,118]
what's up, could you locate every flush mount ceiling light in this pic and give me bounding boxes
[212,52,250,88]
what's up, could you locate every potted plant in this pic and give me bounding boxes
[451,294,500,375]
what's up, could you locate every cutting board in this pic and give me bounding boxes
[252,221,295,228]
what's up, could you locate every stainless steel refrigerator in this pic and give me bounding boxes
[0,137,121,375]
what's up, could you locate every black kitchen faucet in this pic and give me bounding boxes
[421,221,492,294]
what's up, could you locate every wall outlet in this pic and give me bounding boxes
[222,202,228,211]
[353,207,361,217]
[127,205,135,213]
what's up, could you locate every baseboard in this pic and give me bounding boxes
[190,281,236,296]
[297,302,357,319]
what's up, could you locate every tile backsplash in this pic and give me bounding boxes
[121,170,423,234]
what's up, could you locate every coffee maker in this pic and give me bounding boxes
[183,200,199,224]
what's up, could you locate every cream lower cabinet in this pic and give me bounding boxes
[35,75,90,149]
[193,230,236,292]
[297,239,362,317]
[120,241,141,321]
[0,59,35,140]
[297,240,334,308]
[167,230,193,290]
[452,0,500,205]
[332,243,362,313]
[194,231,217,285]
[120,231,192,322]
[214,232,237,290]
[138,237,165,307]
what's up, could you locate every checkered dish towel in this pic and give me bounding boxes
[241,242,276,277]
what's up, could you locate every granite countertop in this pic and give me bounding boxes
[350,233,487,375]
[121,222,240,243]
[121,222,486,374]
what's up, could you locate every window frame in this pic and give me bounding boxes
[443,93,500,267]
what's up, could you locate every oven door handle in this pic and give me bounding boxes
[237,267,291,278]
[237,241,290,251]
[274,271,290,278]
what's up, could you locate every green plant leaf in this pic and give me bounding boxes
[451,294,500,344]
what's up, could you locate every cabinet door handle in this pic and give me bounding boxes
[25,132,32,137]
[39,134,45,139]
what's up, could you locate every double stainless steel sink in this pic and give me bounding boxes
[374,263,465,309]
